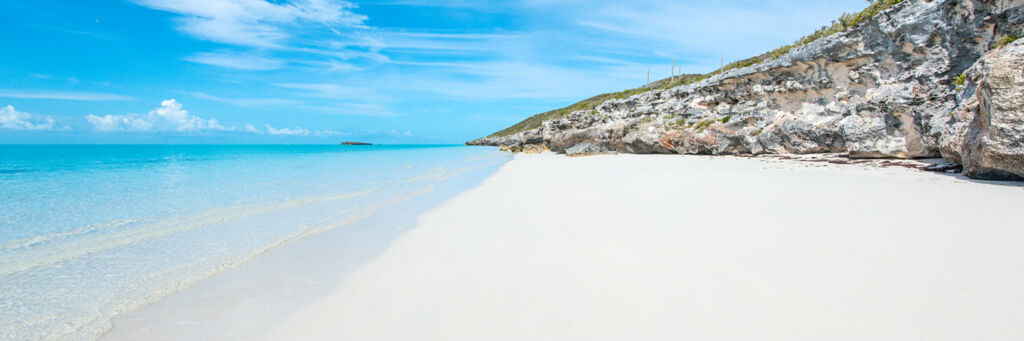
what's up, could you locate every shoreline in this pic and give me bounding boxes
[267,153,1024,340]
[99,152,508,340]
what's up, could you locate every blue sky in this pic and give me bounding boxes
[0,0,866,144]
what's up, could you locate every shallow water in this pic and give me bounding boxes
[0,144,509,340]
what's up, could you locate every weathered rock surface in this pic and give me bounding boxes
[521,144,550,154]
[468,0,1024,180]
[565,143,615,157]
[943,40,1024,179]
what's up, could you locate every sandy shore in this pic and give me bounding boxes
[264,153,1024,340]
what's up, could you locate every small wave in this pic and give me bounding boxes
[462,154,512,162]
[0,188,382,277]
[437,160,507,181]
[0,168,33,174]
[0,219,137,250]
[86,184,441,341]
[396,167,447,185]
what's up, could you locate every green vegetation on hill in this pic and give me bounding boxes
[712,0,905,76]
[487,74,705,138]
[487,93,612,138]
[488,0,905,138]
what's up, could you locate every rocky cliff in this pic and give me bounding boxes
[469,0,1024,180]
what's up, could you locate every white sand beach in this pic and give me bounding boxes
[265,153,1024,340]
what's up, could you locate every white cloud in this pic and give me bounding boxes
[265,124,310,136]
[133,0,379,72]
[86,99,229,132]
[300,102,399,117]
[82,99,347,137]
[388,129,412,137]
[346,30,523,53]
[385,60,649,100]
[251,124,344,136]
[0,90,134,101]
[560,0,866,63]
[0,105,59,130]
[185,52,287,70]
[133,0,367,48]
[274,83,366,98]
[314,128,344,136]
[321,60,362,73]
[192,92,301,107]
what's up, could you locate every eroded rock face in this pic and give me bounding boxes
[565,143,614,157]
[521,144,550,154]
[944,40,1024,180]
[468,0,1024,180]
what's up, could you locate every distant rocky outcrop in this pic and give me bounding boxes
[340,141,373,145]
[469,0,1024,180]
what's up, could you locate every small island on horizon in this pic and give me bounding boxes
[340,141,373,146]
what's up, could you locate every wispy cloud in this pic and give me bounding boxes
[269,83,398,116]
[274,82,367,98]
[383,60,648,100]
[262,124,342,136]
[0,105,61,130]
[22,24,118,41]
[314,128,345,136]
[309,60,363,73]
[132,0,367,48]
[185,51,287,70]
[131,0,378,77]
[0,90,134,101]
[264,124,309,136]
[354,30,523,53]
[387,129,412,137]
[191,92,302,107]
[133,0,526,74]
[300,102,399,117]
[564,0,866,62]
[86,99,228,132]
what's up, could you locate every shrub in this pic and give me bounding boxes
[993,33,1021,49]
[693,119,714,132]
[666,117,688,129]
[954,72,967,89]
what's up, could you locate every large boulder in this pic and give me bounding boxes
[945,40,1024,180]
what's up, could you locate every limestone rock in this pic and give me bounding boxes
[949,40,1024,180]
[521,144,549,154]
[497,144,522,152]
[468,0,1024,180]
[565,143,614,157]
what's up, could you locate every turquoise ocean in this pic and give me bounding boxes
[0,144,509,340]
